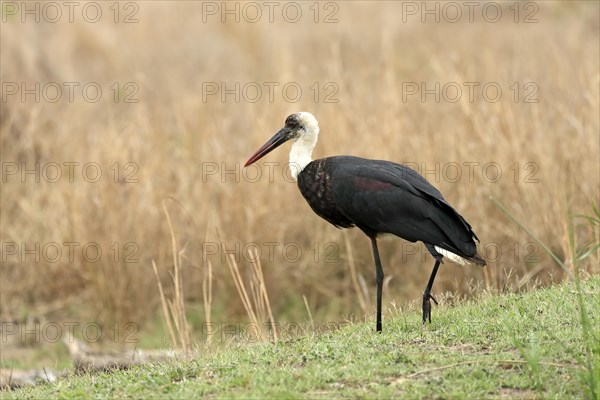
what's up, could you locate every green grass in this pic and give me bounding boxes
[7,276,599,399]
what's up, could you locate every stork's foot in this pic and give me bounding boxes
[422,292,438,324]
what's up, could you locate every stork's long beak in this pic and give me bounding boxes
[244,128,290,167]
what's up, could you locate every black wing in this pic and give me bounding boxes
[326,156,480,259]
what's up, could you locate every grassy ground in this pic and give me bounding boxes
[7,276,599,399]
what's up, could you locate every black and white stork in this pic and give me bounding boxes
[244,112,486,332]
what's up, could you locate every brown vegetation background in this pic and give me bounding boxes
[1,1,599,350]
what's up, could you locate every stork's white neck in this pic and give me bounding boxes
[289,120,319,180]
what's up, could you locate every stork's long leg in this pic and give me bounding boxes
[422,260,441,324]
[370,238,384,332]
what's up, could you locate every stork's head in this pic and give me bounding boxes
[244,112,319,167]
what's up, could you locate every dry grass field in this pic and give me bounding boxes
[1,1,599,354]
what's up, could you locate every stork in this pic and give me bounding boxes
[244,112,486,332]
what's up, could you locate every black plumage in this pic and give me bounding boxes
[245,112,486,332]
[298,156,484,265]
